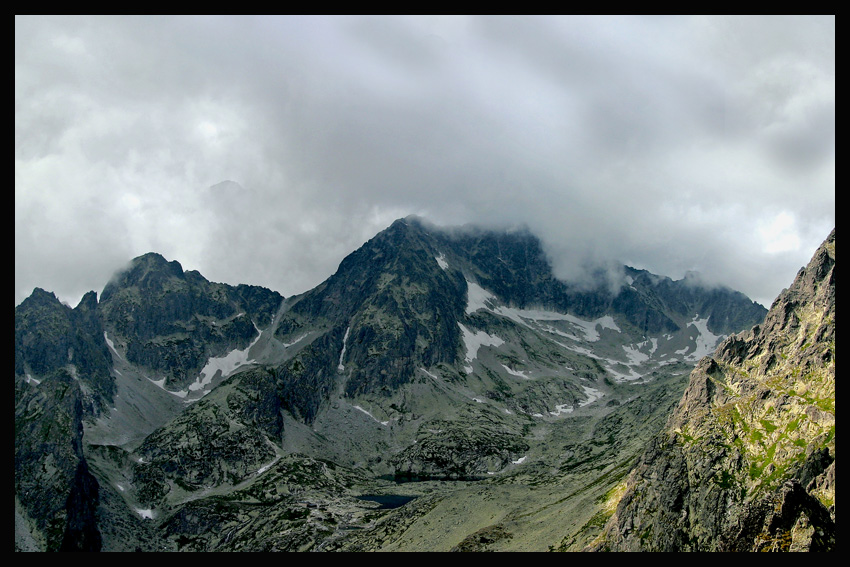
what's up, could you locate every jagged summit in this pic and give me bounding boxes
[19,286,98,310]
[17,287,65,312]
[100,252,185,301]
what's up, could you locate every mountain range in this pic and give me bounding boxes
[15,216,831,552]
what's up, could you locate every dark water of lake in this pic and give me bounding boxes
[356,494,417,509]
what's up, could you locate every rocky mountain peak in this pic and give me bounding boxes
[19,286,64,309]
[100,252,185,301]
[94,251,283,391]
[760,227,834,336]
[75,290,99,312]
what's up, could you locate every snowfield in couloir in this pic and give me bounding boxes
[462,279,725,385]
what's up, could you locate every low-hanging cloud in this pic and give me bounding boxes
[16,15,834,309]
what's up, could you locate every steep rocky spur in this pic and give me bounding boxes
[590,229,834,552]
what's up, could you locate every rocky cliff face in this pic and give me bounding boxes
[14,289,113,551]
[15,372,103,551]
[591,229,835,552]
[15,288,115,412]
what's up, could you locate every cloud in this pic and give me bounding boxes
[16,15,834,309]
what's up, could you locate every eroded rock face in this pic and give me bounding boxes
[15,288,115,413]
[592,229,835,552]
[15,370,102,551]
[99,252,283,390]
[389,419,529,480]
[721,478,835,551]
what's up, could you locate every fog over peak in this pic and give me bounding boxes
[16,16,833,309]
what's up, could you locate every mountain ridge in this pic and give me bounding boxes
[16,217,783,552]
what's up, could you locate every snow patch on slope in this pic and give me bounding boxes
[579,385,604,406]
[354,405,390,426]
[549,385,605,416]
[458,323,504,374]
[192,330,261,391]
[622,344,649,366]
[150,323,266,399]
[501,364,532,379]
[282,333,309,348]
[465,281,498,314]
[686,315,724,361]
[338,326,350,372]
[465,280,620,342]
[104,331,123,360]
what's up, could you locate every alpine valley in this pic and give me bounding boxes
[14,216,834,552]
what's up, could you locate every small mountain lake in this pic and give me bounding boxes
[356,494,418,509]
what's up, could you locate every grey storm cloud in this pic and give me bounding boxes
[16,15,834,309]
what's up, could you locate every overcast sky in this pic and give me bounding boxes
[16,15,834,309]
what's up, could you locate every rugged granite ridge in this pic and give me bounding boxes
[439,223,766,337]
[275,216,767,401]
[15,288,115,413]
[98,252,283,390]
[589,229,835,552]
